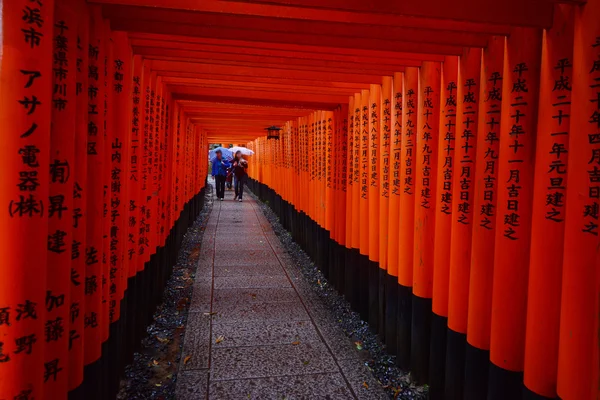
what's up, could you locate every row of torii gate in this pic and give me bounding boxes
[0,0,598,399]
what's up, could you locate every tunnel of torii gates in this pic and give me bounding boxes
[0,0,599,399]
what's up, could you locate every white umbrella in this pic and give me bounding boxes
[230,146,254,156]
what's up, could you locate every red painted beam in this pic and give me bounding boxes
[163,74,370,90]
[130,38,438,65]
[167,82,361,97]
[169,85,349,105]
[145,54,403,76]
[108,18,466,55]
[91,0,553,28]
[102,5,490,48]
[150,60,386,84]
[133,46,421,71]
[218,0,555,28]
[128,33,448,61]
[174,93,339,110]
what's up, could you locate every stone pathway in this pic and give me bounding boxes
[176,183,388,399]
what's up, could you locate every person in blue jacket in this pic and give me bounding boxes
[211,150,230,201]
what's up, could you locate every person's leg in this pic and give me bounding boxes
[217,175,225,199]
[239,176,245,200]
[219,176,226,199]
[233,175,239,199]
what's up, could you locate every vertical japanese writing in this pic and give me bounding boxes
[404,88,416,195]
[502,62,531,240]
[583,37,600,235]
[440,80,457,216]
[361,101,369,199]
[480,70,503,230]
[420,85,435,209]
[457,76,477,224]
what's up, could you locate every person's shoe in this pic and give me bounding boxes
[220,198,224,201]
[238,198,242,202]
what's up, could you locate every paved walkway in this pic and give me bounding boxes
[175,183,388,399]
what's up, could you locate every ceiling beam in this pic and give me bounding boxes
[108,18,466,55]
[150,60,387,84]
[91,0,548,29]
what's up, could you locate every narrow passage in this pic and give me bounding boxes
[176,182,387,399]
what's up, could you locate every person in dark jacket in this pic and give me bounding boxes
[232,151,248,202]
[211,150,230,201]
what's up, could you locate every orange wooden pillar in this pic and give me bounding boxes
[45,2,78,396]
[335,105,348,294]
[429,55,458,399]
[379,76,393,342]
[101,19,114,346]
[397,67,418,370]
[524,6,575,399]
[359,89,371,320]
[325,111,335,283]
[386,72,403,355]
[557,0,599,398]
[344,96,356,305]
[70,2,90,391]
[0,1,54,398]
[368,84,381,331]
[109,33,132,385]
[444,48,481,400]
[348,93,362,310]
[412,61,441,384]
[84,5,107,371]
[464,36,504,400]
[489,28,542,399]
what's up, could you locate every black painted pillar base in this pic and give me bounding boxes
[429,312,448,400]
[523,387,558,400]
[335,244,346,296]
[368,260,379,333]
[445,328,466,400]
[358,254,370,321]
[411,294,432,384]
[378,268,386,342]
[488,362,523,400]
[385,274,398,355]
[345,249,360,311]
[396,284,413,370]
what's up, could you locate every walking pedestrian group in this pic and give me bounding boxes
[211,149,248,202]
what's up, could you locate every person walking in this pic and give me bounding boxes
[232,150,248,202]
[211,150,230,201]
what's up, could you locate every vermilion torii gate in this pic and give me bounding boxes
[0,0,598,399]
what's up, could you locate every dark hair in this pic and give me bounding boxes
[215,150,222,154]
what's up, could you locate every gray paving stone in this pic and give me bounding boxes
[211,320,319,348]
[212,287,298,304]
[181,313,211,370]
[208,373,354,399]
[213,264,284,277]
[213,275,291,289]
[210,341,338,381]
[211,299,309,323]
[176,370,209,400]
[190,281,212,313]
